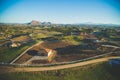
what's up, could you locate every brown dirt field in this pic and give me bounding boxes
[14,41,104,64]
[55,52,99,62]
[32,60,49,64]
[11,36,31,42]
[40,41,72,49]
[14,41,73,64]
[15,53,32,64]
[53,45,102,62]
[30,45,44,51]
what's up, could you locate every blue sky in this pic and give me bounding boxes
[0,0,120,24]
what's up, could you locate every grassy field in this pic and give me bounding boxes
[63,35,82,45]
[0,41,36,63]
[0,62,119,80]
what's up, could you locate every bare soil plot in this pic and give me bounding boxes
[15,53,32,64]
[40,41,72,49]
[54,45,102,62]
[14,41,72,64]
[32,60,49,64]
[14,41,106,64]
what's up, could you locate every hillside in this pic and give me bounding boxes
[28,20,40,26]
[0,62,119,80]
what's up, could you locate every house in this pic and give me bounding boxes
[10,42,21,47]
[45,48,56,62]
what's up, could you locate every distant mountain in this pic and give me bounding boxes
[41,22,52,25]
[28,20,40,26]
[27,20,52,26]
[0,20,120,27]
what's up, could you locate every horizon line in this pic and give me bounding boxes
[0,21,120,25]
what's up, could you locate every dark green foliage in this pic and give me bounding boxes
[0,62,119,80]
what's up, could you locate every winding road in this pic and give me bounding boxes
[0,56,120,74]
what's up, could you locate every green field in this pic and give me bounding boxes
[0,41,36,63]
[0,62,119,80]
[63,35,82,45]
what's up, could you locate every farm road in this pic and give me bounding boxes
[0,56,119,74]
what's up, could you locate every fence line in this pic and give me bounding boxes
[1,51,119,67]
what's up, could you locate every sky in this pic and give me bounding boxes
[0,0,120,24]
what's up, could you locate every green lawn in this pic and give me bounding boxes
[0,62,119,80]
[0,41,36,63]
[63,35,82,45]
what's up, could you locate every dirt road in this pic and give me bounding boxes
[1,56,119,74]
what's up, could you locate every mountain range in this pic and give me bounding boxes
[28,20,52,26]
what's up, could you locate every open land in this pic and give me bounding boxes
[0,23,120,80]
